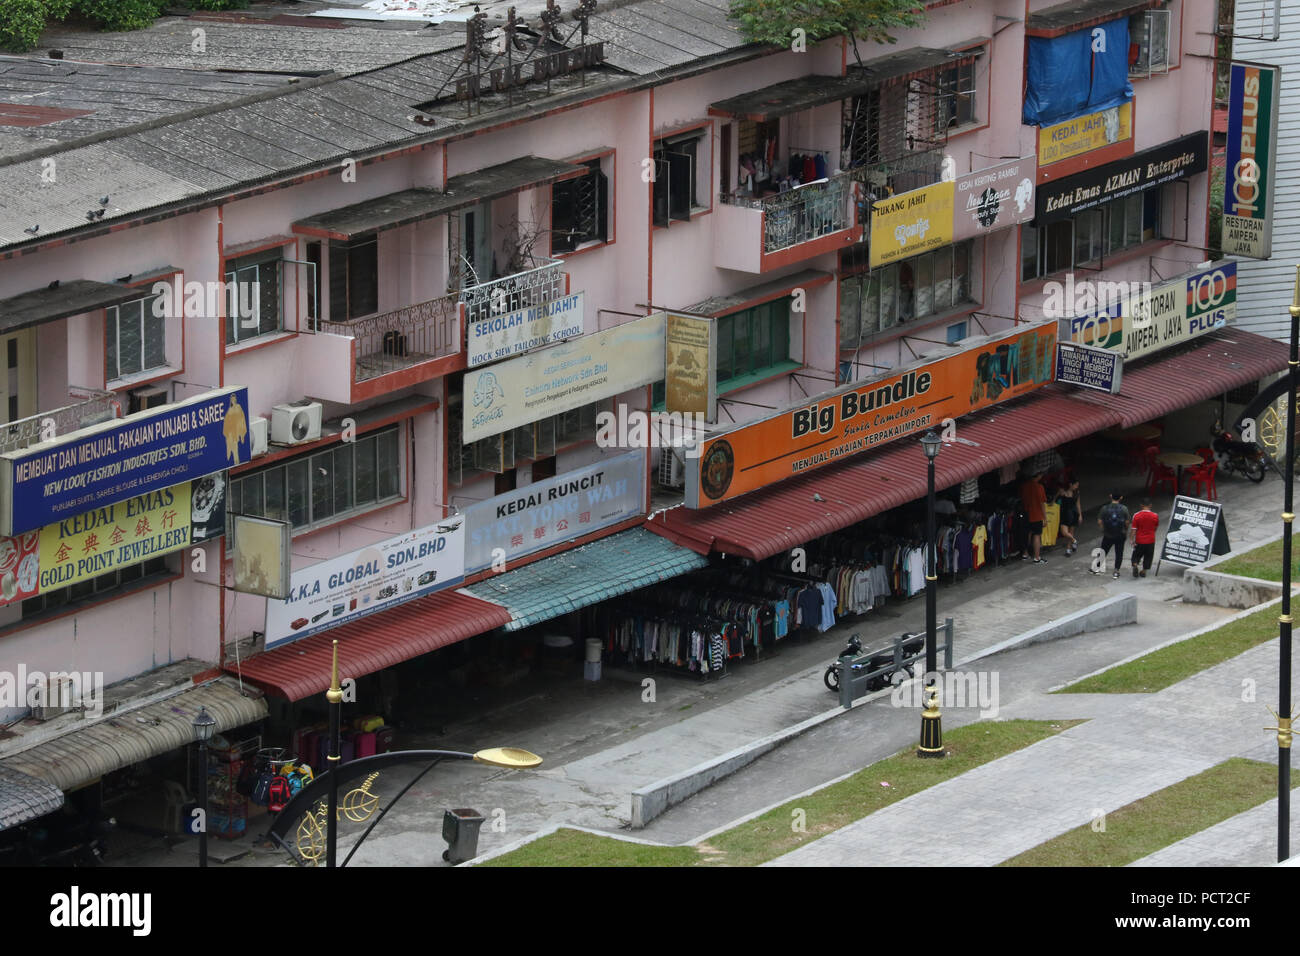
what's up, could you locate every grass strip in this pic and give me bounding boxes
[481,719,1081,867]
[1212,537,1295,583]
[1001,758,1300,867]
[1056,603,1280,694]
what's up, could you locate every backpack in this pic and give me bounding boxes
[1101,503,1129,537]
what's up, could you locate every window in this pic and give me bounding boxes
[715,297,792,389]
[328,234,379,321]
[229,426,401,535]
[105,291,166,383]
[21,557,169,617]
[552,158,609,253]
[225,250,284,345]
[1023,189,1163,279]
[448,391,600,485]
[1129,8,1171,78]
[935,57,978,132]
[842,241,975,346]
[653,131,705,226]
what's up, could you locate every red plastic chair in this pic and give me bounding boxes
[1147,462,1177,497]
[1137,444,1160,478]
[1184,462,1218,501]
[1195,446,1215,465]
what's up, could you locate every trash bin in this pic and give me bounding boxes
[442,807,486,864]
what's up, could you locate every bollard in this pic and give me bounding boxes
[838,655,853,710]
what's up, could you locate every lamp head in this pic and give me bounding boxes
[192,706,216,743]
[920,429,942,460]
[472,747,543,769]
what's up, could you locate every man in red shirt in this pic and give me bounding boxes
[1021,472,1047,563]
[1131,500,1160,578]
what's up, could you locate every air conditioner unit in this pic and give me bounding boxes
[658,447,686,489]
[271,401,323,445]
[250,415,269,458]
[128,385,168,415]
[30,675,77,720]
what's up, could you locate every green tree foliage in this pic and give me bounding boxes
[728,0,927,60]
[73,0,168,32]
[0,0,46,53]
[188,0,251,9]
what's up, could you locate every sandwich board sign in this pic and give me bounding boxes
[1158,495,1230,570]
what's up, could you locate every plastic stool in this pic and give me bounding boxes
[162,780,192,834]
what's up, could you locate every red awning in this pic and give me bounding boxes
[227,589,513,701]
[1071,328,1287,427]
[649,386,1121,561]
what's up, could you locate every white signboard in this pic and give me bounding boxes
[463,451,645,572]
[463,312,666,442]
[467,291,585,367]
[264,519,466,650]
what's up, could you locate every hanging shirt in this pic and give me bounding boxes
[797,587,821,628]
[972,525,987,568]
[774,600,790,638]
[815,582,838,632]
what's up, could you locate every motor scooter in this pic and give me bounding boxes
[1211,423,1266,483]
[823,634,917,692]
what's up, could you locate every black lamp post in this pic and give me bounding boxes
[326,639,343,869]
[1277,266,1300,861]
[192,706,216,868]
[920,429,942,677]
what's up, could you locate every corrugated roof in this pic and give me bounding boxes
[0,765,64,831]
[229,588,513,701]
[0,278,142,334]
[648,387,1122,560]
[463,527,709,631]
[3,678,266,793]
[1071,329,1288,427]
[1026,0,1162,36]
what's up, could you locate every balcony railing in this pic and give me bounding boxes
[0,390,121,455]
[318,294,461,383]
[721,173,854,254]
[460,259,566,327]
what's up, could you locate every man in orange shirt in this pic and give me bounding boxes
[1131,499,1160,578]
[1021,471,1047,564]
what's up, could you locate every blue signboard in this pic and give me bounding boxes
[0,387,252,536]
[1056,342,1122,394]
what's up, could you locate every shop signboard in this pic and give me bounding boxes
[263,518,466,650]
[869,181,955,268]
[1222,62,1280,259]
[1035,131,1208,224]
[462,451,644,573]
[686,323,1057,509]
[664,311,717,421]
[953,157,1038,241]
[1057,260,1235,360]
[466,291,585,367]
[0,480,198,606]
[1037,102,1133,166]
[0,386,252,537]
[463,313,665,442]
[232,515,291,600]
[1159,495,1230,567]
[1055,342,1122,394]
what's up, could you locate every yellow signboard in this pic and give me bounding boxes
[869,181,955,268]
[37,484,192,592]
[665,311,716,420]
[1038,102,1133,166]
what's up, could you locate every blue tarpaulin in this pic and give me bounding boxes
[1023,18,1133,127]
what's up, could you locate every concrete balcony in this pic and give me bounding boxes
[305,294,464,404]
[715,174,863,273]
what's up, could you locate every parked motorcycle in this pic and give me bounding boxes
[1212,425,1266,483]
[823,634,916,692]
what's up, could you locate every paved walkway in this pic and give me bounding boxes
[766,635,1296,867]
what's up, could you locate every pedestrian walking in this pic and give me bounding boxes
[1021,471,1048,563]
[1130,500,1160,578]
[1057,476,1080,556]
[1096,490,1131,579]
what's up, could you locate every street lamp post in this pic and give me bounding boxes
[918,430,945,759]
[326,639,343,869]
[191,706,216,868]
[1277,266,1300,862]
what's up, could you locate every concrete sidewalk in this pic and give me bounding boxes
[766,616,1295,867]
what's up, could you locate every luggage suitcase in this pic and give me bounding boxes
[375,726,395,754]
[354,731,377,759]
[339,734,355,764]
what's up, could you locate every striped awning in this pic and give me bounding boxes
[0,765,64,831]
[463,527,709,631]
[2,678,266,794]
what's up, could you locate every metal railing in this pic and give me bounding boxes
[721,173,854,253]
[460,259,566,327]
[318,294,461,382]
[0,390,121,455]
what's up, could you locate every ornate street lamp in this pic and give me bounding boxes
[191,706,216,868]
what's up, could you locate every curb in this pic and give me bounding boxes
[629,592,1138,829]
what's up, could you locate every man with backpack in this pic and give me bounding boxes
[1095,490,1131,579]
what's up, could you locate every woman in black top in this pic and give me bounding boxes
[1057,477,1080,556]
